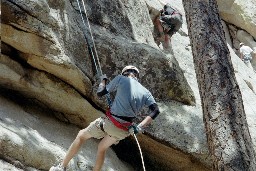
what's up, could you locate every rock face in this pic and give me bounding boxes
[217,0,256,39]
[217,0,256,70]
[0,90,133,171]
[1,0,256,171]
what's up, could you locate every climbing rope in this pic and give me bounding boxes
[76,0,112,107]
[76,0,102,75]
[133,134,146,171]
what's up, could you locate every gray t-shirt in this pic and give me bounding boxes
[106,75,156,119]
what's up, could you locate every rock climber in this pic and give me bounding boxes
[49,65,160,171]
[154,3,183,50]
[239,42,254,70]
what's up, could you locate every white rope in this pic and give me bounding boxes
[80,0,103,75]
[133,134,146,171]
[76,0,102,75]
[76,0,112,107]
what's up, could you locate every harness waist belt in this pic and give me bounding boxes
[111,113,134,123]
[106,109,132,131]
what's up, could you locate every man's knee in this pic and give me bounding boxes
[77,129,91,141]
[97,137,117,153]
[97,141,109,153]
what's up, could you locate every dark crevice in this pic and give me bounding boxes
[49,111,71,124]
[78,90,105,113]
[112,137,144,171]
[2,42,104,114]
[1,42,33,69]
[113,132,208,171]
[0,87,62,119]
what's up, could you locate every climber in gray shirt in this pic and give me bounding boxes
[50,65,159,171]
[98,68,159,123]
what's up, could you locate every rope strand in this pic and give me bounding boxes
[80,0,103,75]
[133,134,146,171]
[75,0,100,75]
[76,0,112,108]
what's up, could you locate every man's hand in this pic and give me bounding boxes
[129,124,144,135]
[97,74,109,97]
[100,74,108,82]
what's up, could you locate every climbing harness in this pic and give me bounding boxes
[106,109,132,131]
[76,1,146,170]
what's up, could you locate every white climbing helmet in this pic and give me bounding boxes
[121,65,139,75]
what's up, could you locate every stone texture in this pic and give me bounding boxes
[1,0,94,97]
[221,20,232,46]
[93,30,195,105]
[217,0,256,39]
[0,53,102,127]
[1,0,256,170]
[237,30,256,49]
[0,92,133,171]
[2,0,195,106]
[0,160,24,171]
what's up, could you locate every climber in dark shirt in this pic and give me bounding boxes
[154,3,183,49]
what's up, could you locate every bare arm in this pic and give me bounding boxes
[138,116,153,128]
[138,103,160,128]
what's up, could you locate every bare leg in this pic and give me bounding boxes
[93,135,118,171]
[61,128,92,167]
[155,17,164,33]
[154,16,165,41]
[163,34,170,49]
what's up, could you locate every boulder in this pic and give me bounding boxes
[0,53,102,127]
[2,0,195,106]
[0,92,133,171]
[1,0,256,170]
[237,30,256,48]
[217,0,256,39]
